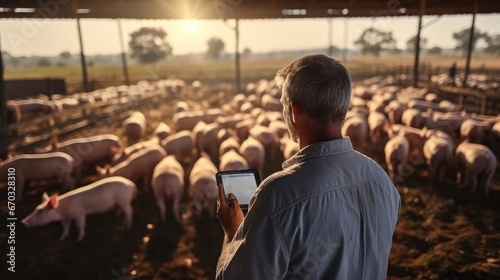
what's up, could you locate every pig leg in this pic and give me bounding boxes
[208,198,217,218]
[120,203,133,229]
[60,220,72,241]
[156,198,167,222]
[75,214,86,241]
[143,171,153,191]
[172,195,181,223]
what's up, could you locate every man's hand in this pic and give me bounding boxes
[217,184,244,241]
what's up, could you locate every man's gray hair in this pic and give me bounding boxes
[275,54,351,124]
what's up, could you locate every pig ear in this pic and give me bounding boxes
[111,146,121,155]
[50,137,59,148]
[42,192,50,202]
[7,152,16,159]
[96,166,106,175]
[47,196,59,209]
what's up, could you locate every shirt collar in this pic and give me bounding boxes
[282,137,354,169]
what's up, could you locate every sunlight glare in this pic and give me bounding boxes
[185,19,199,33]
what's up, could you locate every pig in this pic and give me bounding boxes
[261,94,283,112]
[0,152,76,202]
[239,137,265,177]
[152,155,185,222]
[39,134,122,182]
[192,120,208,157]
[161,130,195,164]
[235,119,256,143]
[455,141,497,196]
[204,108,226,123]
[401,108,426,129]
[189,154,219,217]
[111,137,160,166]
[219,150,249,171]
[173,111,205,132]
[422,129,455,183]
[460,119,494,144]
[384,100,405,125]
[21,176,137,241]
[269,120,288,139]
[123,112,146,146]
[384,133,410,183]
[175,101,189,112]
[368,111,389,144]
[219,137,241,158]
[342,115,368,152]
[199,122,223,164]
[153,122,172,140]
[96,145,166,190]
[249,125,283,177]
[232,93,247,110]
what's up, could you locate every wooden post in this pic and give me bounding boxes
[463,1,478,88]
[117,19,130,86]
[77,18,89,92]
[413,0,426,88]
[235,18,241,94]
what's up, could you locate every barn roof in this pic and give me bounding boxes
[0,0,499,20]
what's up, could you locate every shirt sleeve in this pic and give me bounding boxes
[216,190,288,280]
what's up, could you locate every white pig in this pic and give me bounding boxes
[384,133,410,183]
[39,134,121,182]
[239,137,265,177]
[123,112,146,146]
[152,155,185,222]
[0,152,76,202]
[97,145,166,190]
[161,130,195,164]
[455,141,497,196]
[189,154,219,217]
[422,129,454,183]
[21,176,137,241]
[219,150,249,171]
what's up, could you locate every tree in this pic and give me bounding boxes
[206,37,225,60]
[354,27,396,56]
[452,27,489,55]
[484,34,500,55]
[427,46,442,55]
[406,35,427,52]
[129,27,172,64]
[38,57,52,67]
[59,51,71,60]
[242,47,252,58]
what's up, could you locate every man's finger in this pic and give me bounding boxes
[218,184,227,206]
[228,194,241,210]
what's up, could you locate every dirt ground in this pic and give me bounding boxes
[1,82,499,280]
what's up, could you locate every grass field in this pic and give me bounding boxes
[5,54,500,93]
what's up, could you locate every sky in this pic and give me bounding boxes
[0,14,499,57]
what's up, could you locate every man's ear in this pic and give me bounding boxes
[291,102,301,124]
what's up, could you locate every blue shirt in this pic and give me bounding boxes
[216,137,401,280]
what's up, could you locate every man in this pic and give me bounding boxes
[216,54,401,279]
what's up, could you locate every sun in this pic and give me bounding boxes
[185,19,199,33]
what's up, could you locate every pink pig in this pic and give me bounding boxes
[21,176,137,241]
[189,154,219,217]
[384,133,410,183]
[40,134,121,182]
[0,152,76,202]
[97,145,166,190]
[152,155,185,222]
[455,141,497,196]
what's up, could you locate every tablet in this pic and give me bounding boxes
[216,169,261,206]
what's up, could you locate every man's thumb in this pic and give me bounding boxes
[228,194,240,209]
